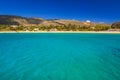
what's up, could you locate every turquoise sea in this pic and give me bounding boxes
[0,33,120,80]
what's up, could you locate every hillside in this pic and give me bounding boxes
[0,15,44,26]
[0,15,111,31]
[111,22,120,28]
[0,15,104,26]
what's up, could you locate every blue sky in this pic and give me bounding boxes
[0,0,120,23]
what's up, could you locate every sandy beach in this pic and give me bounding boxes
[0,31,120,34]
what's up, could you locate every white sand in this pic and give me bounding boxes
[0,31,120,34]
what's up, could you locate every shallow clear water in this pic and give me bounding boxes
[0,33,120,80]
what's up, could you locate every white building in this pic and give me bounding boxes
[86,20,91,23]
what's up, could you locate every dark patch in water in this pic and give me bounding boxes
[114,48,120,52]
[47,75,52,80]
[112,48,120,58]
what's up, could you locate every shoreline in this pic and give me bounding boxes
[0,31,120,34]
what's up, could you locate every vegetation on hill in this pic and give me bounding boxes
[0,15,112,31]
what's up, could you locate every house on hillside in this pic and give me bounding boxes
[50,28,57,31]
[83,20,91,26]
[10,25,18,28]
[109,29,120,32]
[34,28,39,31]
